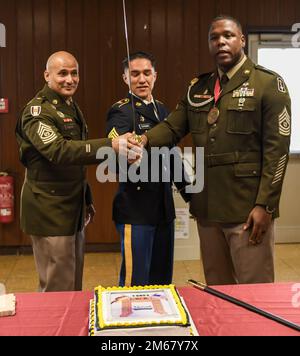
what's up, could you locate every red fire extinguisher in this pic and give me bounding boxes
[0,172,14,224]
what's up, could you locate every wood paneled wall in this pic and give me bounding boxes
[0,0,299,247]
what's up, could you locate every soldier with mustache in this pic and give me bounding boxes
[16,51,133,292]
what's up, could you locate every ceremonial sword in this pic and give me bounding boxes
[122,0,137,135]
[188,280,300,333]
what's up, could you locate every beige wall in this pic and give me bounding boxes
[276,157,300,243]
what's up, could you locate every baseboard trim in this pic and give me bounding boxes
[0,243,120,255]
[275,226,300,243]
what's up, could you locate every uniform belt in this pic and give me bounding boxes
[205,152,261,167]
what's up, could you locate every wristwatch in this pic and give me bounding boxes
[257,204,275,214]
[265,206,276,214]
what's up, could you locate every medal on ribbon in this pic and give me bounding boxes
[207,77,222,125]
[207,107,220,125]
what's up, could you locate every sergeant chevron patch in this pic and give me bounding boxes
[272,155,287,185]
[37,122,58,145]
[108,127,119,140]
[278,107,291,136]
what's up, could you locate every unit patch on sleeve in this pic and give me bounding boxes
[37,121,58,145]
[278,107,291,137]
[277,77,287,93]
[30,106,42,117]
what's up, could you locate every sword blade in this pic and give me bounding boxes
[122,0,137,134]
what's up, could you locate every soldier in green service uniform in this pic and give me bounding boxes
[139,16,291,285]
[15,51,135,292]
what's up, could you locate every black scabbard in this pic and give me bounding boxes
[188,280,300,333]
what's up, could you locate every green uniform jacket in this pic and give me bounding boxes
[15,85,112,236]
[146,58,291,223]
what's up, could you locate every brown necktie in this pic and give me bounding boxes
[220,74,229,89]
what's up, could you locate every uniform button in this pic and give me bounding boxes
[210,138,216,143]
[213,124,217,128]
[51,190,55,194]
[253,171,257,175]
[137,186,141,191]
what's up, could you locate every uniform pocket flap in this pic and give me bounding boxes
[234,163,261,177]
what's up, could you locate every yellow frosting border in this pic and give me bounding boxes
[88,300,95,336]
[94,284,189,330]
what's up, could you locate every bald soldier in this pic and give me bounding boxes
[15,51,134,292]
[139,15,291,285]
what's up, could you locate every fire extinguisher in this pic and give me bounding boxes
[0,172,14,224]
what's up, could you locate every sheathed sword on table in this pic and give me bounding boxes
[188,280,300,332]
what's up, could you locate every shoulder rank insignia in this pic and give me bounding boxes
[30,106,41,117]
[108,127,119,140]
[37,121,58,145]
[115,98,130,108]
[190,77,199,86]
[57,111,65,118]
[278,107,291,137]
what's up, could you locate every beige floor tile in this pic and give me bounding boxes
[0,256,17,274]
[0,270,12,281]
[114,254,122,265]
[10,257,36,278]
[173,261,189,275]
[1,243,300,292]
[83,276,119,291]
[84,252,119,266]
[173,277,191,287]
[275,243,300,260]
[84,265,118,278]
[275,258,300,282]
[0,256,18,282]
[5,277,38,293]
[275,270,300,282]
[183,260,205,279]
[0,255,18,267]
[280,257,300,273]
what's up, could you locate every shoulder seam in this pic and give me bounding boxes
[255,65,278,77]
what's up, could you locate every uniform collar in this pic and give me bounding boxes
[218,57,255,99]
[39,84,74,107]
[218,54,247,80]
[130,92,155,105]
[128,93,160,122]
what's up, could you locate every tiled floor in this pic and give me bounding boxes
[0,244,300,293]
